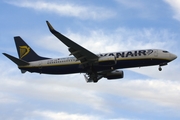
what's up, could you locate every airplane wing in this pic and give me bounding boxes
[46,21,99,67]
[46,21,117,83]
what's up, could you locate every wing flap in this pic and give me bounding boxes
[84,73,103,83]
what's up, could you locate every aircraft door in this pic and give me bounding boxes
[154,50,158,57]
[39,61,42,73]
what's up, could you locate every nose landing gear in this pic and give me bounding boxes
[158,66,162,71]
[158,63,167,71]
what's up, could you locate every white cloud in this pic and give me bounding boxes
[0,93,19,104]
[106,79,180,109]
[7,0,115,20]
[32,111,100,120]
[164,0,180,21]
[0,66,108,113]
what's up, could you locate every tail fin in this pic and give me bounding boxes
[14,36,49,62]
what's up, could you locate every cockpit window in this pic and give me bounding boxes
[163,51,168,53]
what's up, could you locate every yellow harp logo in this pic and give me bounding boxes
[19,46,30,58]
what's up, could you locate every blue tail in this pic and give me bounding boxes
[14,36,49,62]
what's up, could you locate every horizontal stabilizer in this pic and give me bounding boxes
[3,53,29,66]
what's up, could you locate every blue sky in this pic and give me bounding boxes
[1,0,180,119]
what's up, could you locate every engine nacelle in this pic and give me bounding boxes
[105,70,124,80]
[97,56,117,66]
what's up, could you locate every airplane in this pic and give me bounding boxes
[3,21,177,83]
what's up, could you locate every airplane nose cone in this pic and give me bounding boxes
[170,54,177,60]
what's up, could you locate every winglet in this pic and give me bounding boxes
[46,21,56,33]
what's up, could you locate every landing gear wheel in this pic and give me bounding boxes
[93,78,98,83]
[158,66,162,71]
[93,80,98,83]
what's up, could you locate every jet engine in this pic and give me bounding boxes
[105,70,124,80]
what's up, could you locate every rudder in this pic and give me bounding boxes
[14,36,49,62]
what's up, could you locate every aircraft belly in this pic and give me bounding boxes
[43,65,84,74]
[115,58,169,69]
[21,64,84,74]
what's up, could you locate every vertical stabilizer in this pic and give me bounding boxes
[14,36,49,62]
